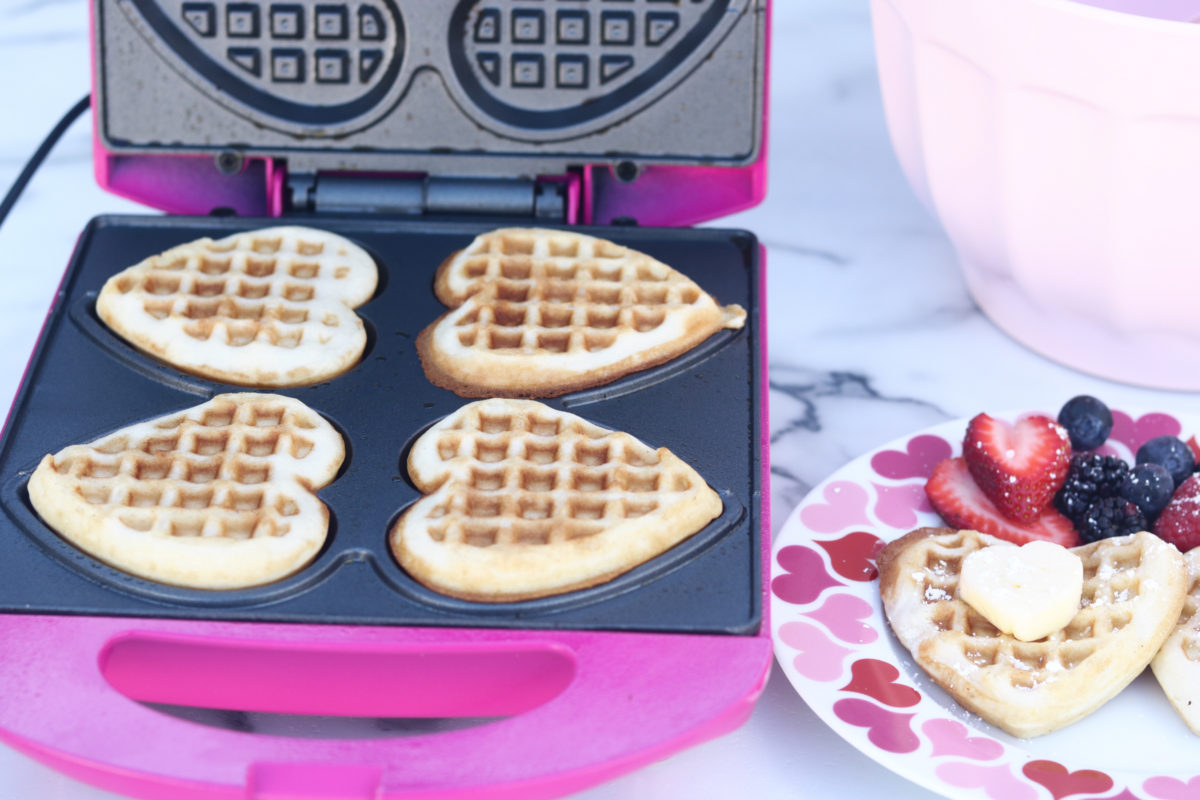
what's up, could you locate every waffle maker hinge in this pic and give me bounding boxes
[285,172,568,220]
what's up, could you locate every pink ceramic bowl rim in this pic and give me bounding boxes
[1064,0,1200,22]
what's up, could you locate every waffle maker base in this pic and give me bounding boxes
[0,214,770,800]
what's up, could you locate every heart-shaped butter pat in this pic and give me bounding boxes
[959,539,1083,641]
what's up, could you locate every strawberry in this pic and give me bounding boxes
[1187,435,1200,465]
[926,457,1080,547]
[1153,474,1200,552]
[962,413,1071,523]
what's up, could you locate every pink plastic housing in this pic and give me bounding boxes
[873,0,1200,389]
[0,616,772,800]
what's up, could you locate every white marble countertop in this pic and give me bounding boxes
[4,1,1199,798]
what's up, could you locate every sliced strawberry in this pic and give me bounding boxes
[963,413,1071,523]
[926,457,1080,547]
[1153,474,1200,552]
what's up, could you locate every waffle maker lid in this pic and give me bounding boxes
[93,0,768,226]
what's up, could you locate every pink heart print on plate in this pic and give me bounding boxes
[1023,760,1114,800]
[832,698,919,753]
[921,719,1004,760]
[870,434,953,480]
[772,545,843,605]
[1104,792,1149,800]
[1108,411,1181,454]
[1143,776,1200,800]
[799,481,870,533]
[815,531,884,582]
[777,621,852,682]
[937,763,1038,800]
[803,593,877,644]
[840,658,919,707]
[872,482,932,530]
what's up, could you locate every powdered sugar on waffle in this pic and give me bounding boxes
[27,393,344,589]
[390,398,722,602]
[97,226,377,387]
[417,228,746,397]
[1152,548,1200,733]
[878,527,1187,737]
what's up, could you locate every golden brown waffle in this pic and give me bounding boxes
[27,393,344,589]
[1152,548,1200,734]
[878,527,1186,738]
[416,228,746,398]
[96,226,377,387]
[389,398,722,602]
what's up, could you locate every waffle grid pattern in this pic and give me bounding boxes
[910,530,1149,688]
[445,229,706,356]
[47,397,322,541]
[107,229,358,350]
[391,398,722,602]
[420,402,695,548]
[96,226,378,387]
[1172,551,1200,662]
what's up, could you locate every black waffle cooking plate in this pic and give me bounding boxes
[0,215,762,634]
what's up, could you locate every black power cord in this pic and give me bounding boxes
[0,95,92,232]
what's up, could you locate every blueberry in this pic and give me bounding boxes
[1136,435,1196,488]
[1120,463,1175,522]
[1057,395,1113,451]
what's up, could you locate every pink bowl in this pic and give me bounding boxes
[872,0,1200,389]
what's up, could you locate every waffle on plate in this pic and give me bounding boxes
[878,527,1187,737]
[1152,548,1200,733]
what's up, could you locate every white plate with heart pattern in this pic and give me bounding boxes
[770,408,1200,800]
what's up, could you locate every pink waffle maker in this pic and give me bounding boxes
[0,2,771,798]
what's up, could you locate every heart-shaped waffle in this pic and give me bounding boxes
[1152,548,1200,734]
[389,398,722,602]
[416,227,745,398]
[96,226,378,387]
[878,527,1187,738]
[27,393,344,589]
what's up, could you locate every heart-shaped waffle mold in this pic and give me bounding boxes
[416,227,745,397]
[96,226,378,387]
[27,393,345,590]
[116,0,406,130]
[878,527,1187,738]
[450,0,742,132]
[389,398,723,602]
[1152,548,1200,734]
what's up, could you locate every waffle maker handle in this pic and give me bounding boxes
[0,614,770,799]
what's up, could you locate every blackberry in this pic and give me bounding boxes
[1057,395,1113,451]
[1078,496,1147,543]
[1053,453,1130,523]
